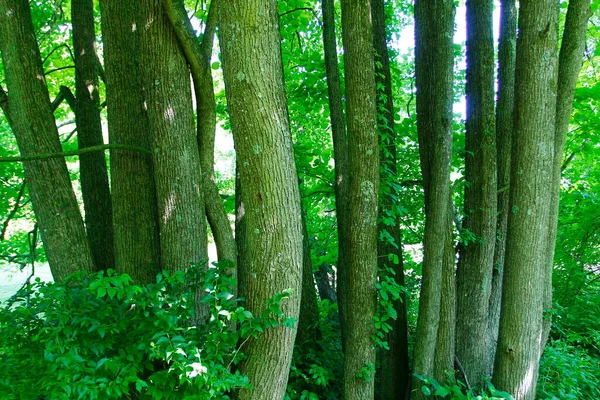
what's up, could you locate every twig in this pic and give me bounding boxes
[454,355,471,390]
[0,182,27,240]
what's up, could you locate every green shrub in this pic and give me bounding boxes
[0,262,293,399]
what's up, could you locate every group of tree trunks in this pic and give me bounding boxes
[0,0,592,399]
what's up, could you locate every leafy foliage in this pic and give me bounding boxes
[0,263,294,399]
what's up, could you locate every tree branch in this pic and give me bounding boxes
[0,182,27,240]
[0,143,151,163]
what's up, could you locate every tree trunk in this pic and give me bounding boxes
[542,0,591,349]
[0,0,95,281]
[139,0,207,274]
[434,203,456,383]
[371,0,410,397]
[412,0,455,396]
[219,2,304,399]
[162,0,237,277]
[492,2,560,398]
[296,208,321,348]
[340,1,379,398]
[321,0,350,351]
[99,0,161,284]
[72,0,115,273]
[487,0,517,377]
[456,0,497,386]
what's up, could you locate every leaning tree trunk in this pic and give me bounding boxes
[321,0,350,350]
[99,0,161,284]
[487,0,517,376]
[542,0,592,349]
[412,0,455,397]
[0,0,94,281]
[492,1,560,398]
[72,0,115,273]
[456,0,497,386]
[339,1,380,398]
[139,0,207,275]
[371,0,410,397]
[162,0,237,275]
[219,2,304,399]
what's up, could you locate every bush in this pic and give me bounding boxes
[0,262,293,399]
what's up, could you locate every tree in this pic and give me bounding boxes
[99,0,161,283]
[412,0,455,395]
[372,0,410,397]
[71,0,114,272]
[339,0,380,397]
[0,0,95,281]
[218,1,304,398]
[456,0,497,385]
[492,1,560,397]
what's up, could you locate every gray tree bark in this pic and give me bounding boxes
[0,0,95,281]
[412,0,455,397]
[219,2,304,399]
[456,0,497,386]
[492,1,560,398]
[99,0,161,284]
[72,0,115,273]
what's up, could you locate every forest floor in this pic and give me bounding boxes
[0,262,53,302]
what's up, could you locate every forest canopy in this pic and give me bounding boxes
[0,0,599,399]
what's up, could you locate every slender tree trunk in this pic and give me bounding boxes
[412,1,455,397]
[296,208,321,348]
[0,0,95,281]
[371,0,410,397]
[315,263,337,302]
[340,1,379,398]
[139,0,207,275]
[434,203,456,383]
[487,0,517,377]
[72,0,115,273]
[321,0,350,350]
[162,0,237,276]
[542,0,591,349]
[219,2,304,399]
[492,2,560,398]
[456,0,497,386]
[99,0,161,284]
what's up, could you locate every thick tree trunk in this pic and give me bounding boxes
[139,0,207,274]
[412,1,455,397]
[492,2,560,398]
[162,0,237,275]
[339,1,379,398]
[0,0,95,281]
[487,0,517,377]
[99,0,161,284]
[321,0,350,350]
[219,2,304,399]
[542,0,591,349]
[371,0,410,397]
[72,0,115,273]
[456,0,497,386]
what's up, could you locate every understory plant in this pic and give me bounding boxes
[0,262,294,399]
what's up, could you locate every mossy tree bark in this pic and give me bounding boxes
[542,0,592,348]
[72,0,115,273]
[488,0,517,376]
[0,0,95,281]
[162,0,237,276]
[219,2,304,399]
[492,1,560,398]
[321,0,350,350]
[412,0,455,397]
[99,0,161,284]
[340,0,379,398]
[139,0,207,276]
[456,0,497,386]
[371,0,410,397]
